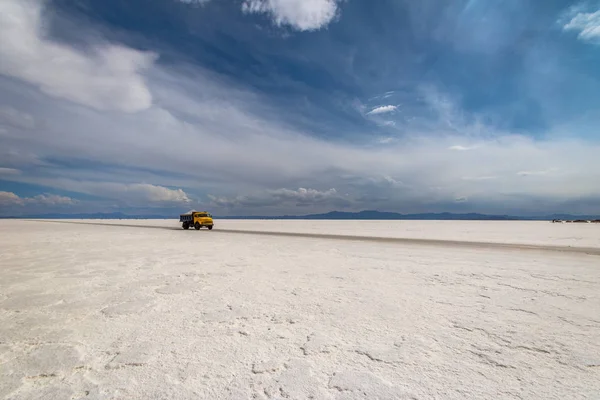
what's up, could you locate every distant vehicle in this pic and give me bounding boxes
[180,211,214,230]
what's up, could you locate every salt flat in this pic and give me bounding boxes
[0,220,599,399]
[45,219,600,249]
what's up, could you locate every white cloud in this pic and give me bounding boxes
[449,145,477,151]
[0,107,35,129]
[13,179,192,205]
[1,0,600,216]
[517,169,557,177]
[375,120,396,128]
[0,191,23,206]
[272,187,338,202]
[242,0,341,31]
[0,167,21,175]
[377,137,396,144]
[31,194,78,206]
[461,176,496,181]
[380,175,405,187]
[0,0,156,112]
[0,178,191,212]
[5,68,600,214]
[367,105,397,115]
[209,187,343,208]
[563,10,600,42]
[127,184,191,203]
[368,92,395,102]
[0,191,77,206]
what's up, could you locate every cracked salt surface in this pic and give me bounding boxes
[1,220,599,399]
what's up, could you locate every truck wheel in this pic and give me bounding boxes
[183,223,189,230]
[194,222,201,230]
[208,225,213,230]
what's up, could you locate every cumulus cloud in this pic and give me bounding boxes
[367,105,397,115]
[127,184,191,203]
[241,0,341,31]
[563,9,600,42]
[0,181,190,214]
[19,179,191,205]
[31,194,78,205]
[272,187,339,204]
[0,191,77,206]
[0,191,22,206]
[0,0,156,112]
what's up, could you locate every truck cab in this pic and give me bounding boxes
[180,211,214,230]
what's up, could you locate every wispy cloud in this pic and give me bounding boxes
[367,105,397,115]
[377,137,396,144]
[517,168,557,177]
[242,0,341,31]
[0,167,21,176]
[209,187,345,209]
[1,0,600,216]
[563,9,600,43]
[0,107,36,130]
[421,86,466,130]
[449,145,477,151]
[461,176,496,181]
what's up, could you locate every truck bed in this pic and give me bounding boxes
[180,214,193,222]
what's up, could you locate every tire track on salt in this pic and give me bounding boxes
[26,219,600,256]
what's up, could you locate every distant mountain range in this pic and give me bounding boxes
[3,210,600,221]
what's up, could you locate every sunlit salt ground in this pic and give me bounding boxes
[0,220,599,399]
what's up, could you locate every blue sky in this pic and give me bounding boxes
[1,0,599,216]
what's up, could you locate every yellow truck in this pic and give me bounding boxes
[180,211,214,230]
